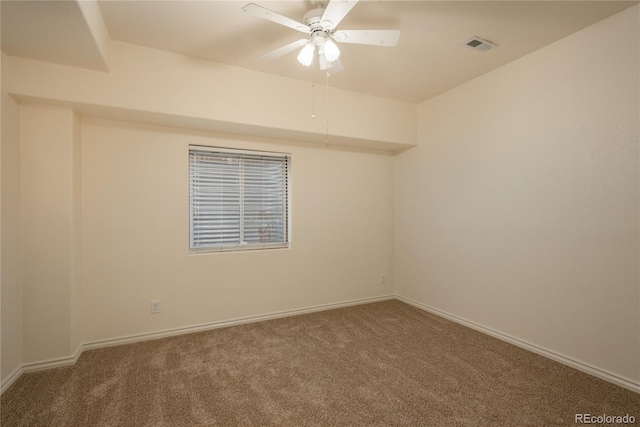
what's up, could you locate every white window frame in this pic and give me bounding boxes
[189,145,290,253]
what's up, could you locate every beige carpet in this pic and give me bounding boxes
[1,300,638,426]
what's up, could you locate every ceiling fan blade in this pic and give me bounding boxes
[320,0,358,30]
[333,29,401,47]
[242,3,310,34]
[258,39,308,61]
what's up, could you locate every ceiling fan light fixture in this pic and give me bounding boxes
[323,39,340,62]
[319,52,330,70]
[297,43,315,66]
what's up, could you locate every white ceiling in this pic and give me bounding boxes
[1,0,110,71]
[2,1,637,104]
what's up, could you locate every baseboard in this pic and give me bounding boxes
[0,366,23,394]
[21,343,83,373]
[83,295,395,351]
[1,294,395,395]
[396,295,640,394]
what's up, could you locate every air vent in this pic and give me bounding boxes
[465,37,496,52]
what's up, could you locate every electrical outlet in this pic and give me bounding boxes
[151,300,160,314]
[380,275,387,284]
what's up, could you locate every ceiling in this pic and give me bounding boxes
[2,1,637,104]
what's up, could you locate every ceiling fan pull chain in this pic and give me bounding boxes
[311,67,316,119]
[325,71,330,148]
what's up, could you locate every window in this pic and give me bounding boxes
[189,146,290,252]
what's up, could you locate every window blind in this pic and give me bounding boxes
[189,147,289,251]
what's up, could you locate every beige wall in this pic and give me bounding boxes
[81,119,394,343]
[394,6,639,382]
[20,104,81,363]
[1,52,23,383]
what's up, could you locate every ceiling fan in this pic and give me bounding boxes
[242,0,401,74]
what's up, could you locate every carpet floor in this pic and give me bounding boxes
[1,300,638,426]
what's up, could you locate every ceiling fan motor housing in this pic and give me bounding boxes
[303,7,335,49]
[304,8,324,25]
[304,8,336,32]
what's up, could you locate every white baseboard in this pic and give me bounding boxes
[82,295,395,351]
[21,344,83,373]
[396,295,640,394]
[0,366,23,394]
[1,294,395,394]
